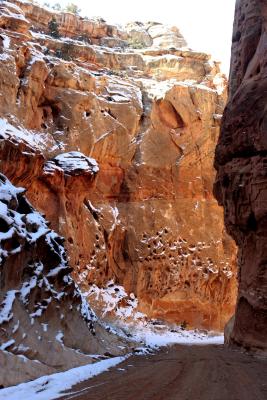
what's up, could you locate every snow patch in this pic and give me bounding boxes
[0,339,15,351]
[0,53,12,61]
[52,152,99,175]
[128,324,224,348]
[0,118,49,151]
[1,35,10,49]
[86,282,224,350]
[87,280,144,320]
[110,206,120,232]
[55,331,64,344]
[12,320,20,334]
[0,356,129,400]
[0,291,17,324]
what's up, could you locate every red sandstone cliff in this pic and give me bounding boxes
[214,0,267,353]
[0,0,237,336]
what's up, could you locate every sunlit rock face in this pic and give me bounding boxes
[214,0,267,352]
[0,0,237,331]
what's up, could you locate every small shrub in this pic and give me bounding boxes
[55,49,62,58]
[52,3,62,11]
[180,320,188,330]
[127,38,144,49]
[48,17,60,38]
[65,3,81,15]
[55,43,73,61]
[76,34,91,44]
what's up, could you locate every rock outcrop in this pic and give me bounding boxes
[10,0,128,46]
[0,0,237,332]
[0,173,128,387]
[214,0,267,353]
[126,22,187,49]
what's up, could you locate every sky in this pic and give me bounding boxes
[39,0,236,74]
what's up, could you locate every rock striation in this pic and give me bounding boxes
[214,0,267,353]
[0,0,237,333]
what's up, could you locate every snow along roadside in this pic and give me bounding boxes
[0,355,129,400]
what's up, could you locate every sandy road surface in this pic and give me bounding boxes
[61,344,267,400]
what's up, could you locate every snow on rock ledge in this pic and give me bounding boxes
[48,151,99,177]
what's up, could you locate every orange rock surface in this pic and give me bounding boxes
[0,0,237,331]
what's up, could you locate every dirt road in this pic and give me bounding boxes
[61,344,267,400]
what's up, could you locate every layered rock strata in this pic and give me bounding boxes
[0,0,237,331]
[214,0,267,352]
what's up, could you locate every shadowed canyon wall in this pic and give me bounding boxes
[0,173,127,387]
[214,0,267,353]
[0,0,237,332]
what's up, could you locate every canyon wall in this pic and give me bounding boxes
[214,0,267,352]
[0,0,237,331]
[0,174,127,387]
